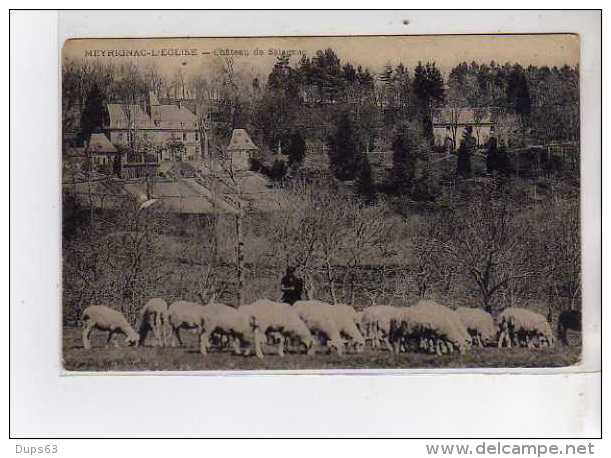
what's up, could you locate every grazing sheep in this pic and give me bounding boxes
[167,301,214,354]
[138,298,169,347]
[455,307,496,347]
[330,304,366,353]
[360,305,401,351]
[557,309,581,345]
[293,300,347,355]
[81,305,139,350]
[497,307,554,349]
[240,299,314,357]
[393,301,472,355]
[203,303,264,359]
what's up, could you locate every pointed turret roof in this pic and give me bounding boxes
[86,133,118,154]
[226,129,259,152]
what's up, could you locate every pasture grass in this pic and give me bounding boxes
[63,327,581,372]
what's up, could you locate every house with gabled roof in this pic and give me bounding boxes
[432,107,495,150]
[105,92,201,162]
[86,132,123,174]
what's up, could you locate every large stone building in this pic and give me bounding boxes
[106,92,201,161]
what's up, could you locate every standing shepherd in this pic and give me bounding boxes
[280,266,304,305]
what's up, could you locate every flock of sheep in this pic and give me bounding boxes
[80,298,556,358]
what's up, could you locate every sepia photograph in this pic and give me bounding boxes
[61,34,582,372]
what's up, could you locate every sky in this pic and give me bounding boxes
[63,34,580,82]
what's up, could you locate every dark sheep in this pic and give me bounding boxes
[557,310,581,345]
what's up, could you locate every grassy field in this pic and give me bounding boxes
[63,327,581,372]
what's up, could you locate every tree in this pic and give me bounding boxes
[486,135,498,174]
[494,109,521,148]
[412,164,440,202]
[256,55,302,149]
[447,68,491,147]
[390,128,417,194]
[527,65,579,143]
[437,191,538,312]
[456,126,475,178]
[413,62,445,106]
[355,154,376,204]
[394,63,412,122]
[412,61,445,140]
[80,83,106,145]
[506,65,531,141]
[445,84,468,151]
[328,112,360,180]
[287,130,306,168]
[536,198,581,311]
[309,48,343,102]
[486,135,511,176]
[379,63,397,124]
[270,159,288,181]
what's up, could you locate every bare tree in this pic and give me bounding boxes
[341,202,389,304]
[445,85,467,151]
[436,189,538,312]
[534,197,581,312]
[212,145,247,304]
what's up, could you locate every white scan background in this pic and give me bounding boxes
[9,10,601,437]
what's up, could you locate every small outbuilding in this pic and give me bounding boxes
[226,129,259,171]
[86,133,123,174]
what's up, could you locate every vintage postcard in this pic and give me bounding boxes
[61,35,581,371]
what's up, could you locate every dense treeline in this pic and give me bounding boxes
[64,49,579,152]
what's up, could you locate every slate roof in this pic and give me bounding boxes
[227,129,259,152]
[107,101,197,130]
[107,104,154,129]
[151,104,198,129]
[86,133,118,154]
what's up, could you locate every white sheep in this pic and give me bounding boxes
[240,299,314,357]
[331,304,366,353]
[167,300,215,354]
[455,306,496,347]
[81,305,139,350]
[292,300,346,355]
[497,307,554,349]
[138,298,169,347]
[203,303,264,359]
[360,305,401,351]
[395,301,472,355]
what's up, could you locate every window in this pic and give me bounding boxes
[195,132,199,141]
[183,132,187,141]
